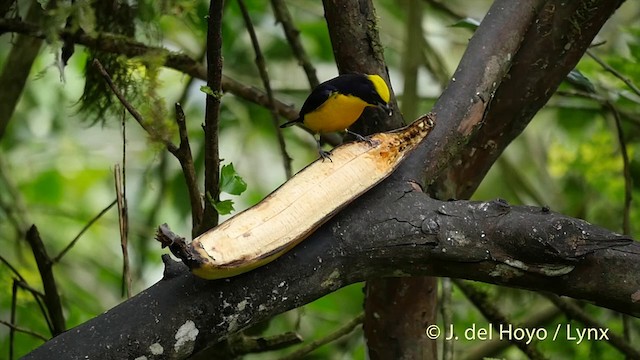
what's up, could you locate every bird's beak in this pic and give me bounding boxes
[378,103,392,116]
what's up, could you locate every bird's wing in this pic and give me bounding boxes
[299,85,338,117]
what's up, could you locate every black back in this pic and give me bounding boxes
[297,73,384,121]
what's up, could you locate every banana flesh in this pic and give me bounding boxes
[186,114,435,279]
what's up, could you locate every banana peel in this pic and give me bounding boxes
[157,114,436,279]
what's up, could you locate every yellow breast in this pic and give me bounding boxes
[303,93,371,133]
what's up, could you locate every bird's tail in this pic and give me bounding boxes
[280,118,301,128]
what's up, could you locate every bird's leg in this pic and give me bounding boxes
[316,136,333,162]
[345,129,375,147]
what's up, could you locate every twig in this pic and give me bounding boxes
[94,58,205,236]
[92,59,178,151]
[24,225,65,336]
[607,103,633,236]
[441,278,454,360]
[198,0,225,235]
[237,0,292,179]
[0,319,48,342]
[155,223,201,270]
[115,166,131,298]
[0,19,300,116]
[587,50,640,98]
[0,19,335,145]
[270,0,319,88]
[232,332,303,355]
[170,103,203,235]
[557,86,633,235]
[118,108,132,299]
[10,280,17,359]
[605,101,634,347]
[52,199,117,263]
[543,294,640,358]
[10,279,52,334]
[554,89,640,127]
[453,280,547,360]
[0,256,27,284]
[279,312,364,360]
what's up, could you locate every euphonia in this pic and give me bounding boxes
[280,73,392,159]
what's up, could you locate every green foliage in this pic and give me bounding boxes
[2,0,640,359]
[220,163,248,196]
[208,163,248,215]
[200,85,223,99]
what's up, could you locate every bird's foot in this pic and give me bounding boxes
[318,149,333,162]
[346,129,376,147]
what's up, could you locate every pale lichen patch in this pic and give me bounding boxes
[321,269,341,289]
[149,343,163,355]
[174,320,199,356]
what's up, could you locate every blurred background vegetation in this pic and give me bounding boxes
[1,0,639,358]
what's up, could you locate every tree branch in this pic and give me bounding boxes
[543,294,640,358]
[24,192,640,359]
[24,226,65,336]
[0,18,298,120]
[426,0,626,199]
[197,0,225,235]
[0,1,43,141]
[280,313,363,360]
[237,0,292,179]
[20,1,632,358]
[322,0,403,134]
[171,103,203,235]
[92,59,177,150]
[270,0,319,88]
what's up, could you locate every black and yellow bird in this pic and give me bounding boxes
[280,73,392,159]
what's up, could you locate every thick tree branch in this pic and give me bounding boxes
[24,191,639,359]
[322,0,404,134]
[426,0,626,199]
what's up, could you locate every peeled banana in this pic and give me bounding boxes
[161,114,435,279]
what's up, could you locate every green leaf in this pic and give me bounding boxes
[220,163,247,196]
[213,199,235,215]
[200,85,223,99]
[200,85,215,96]
[450,17,480,30]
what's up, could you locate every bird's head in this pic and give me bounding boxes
[365,74,392,116]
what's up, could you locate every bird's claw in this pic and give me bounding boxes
[319,149,333,162]
[346,129,376,147]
